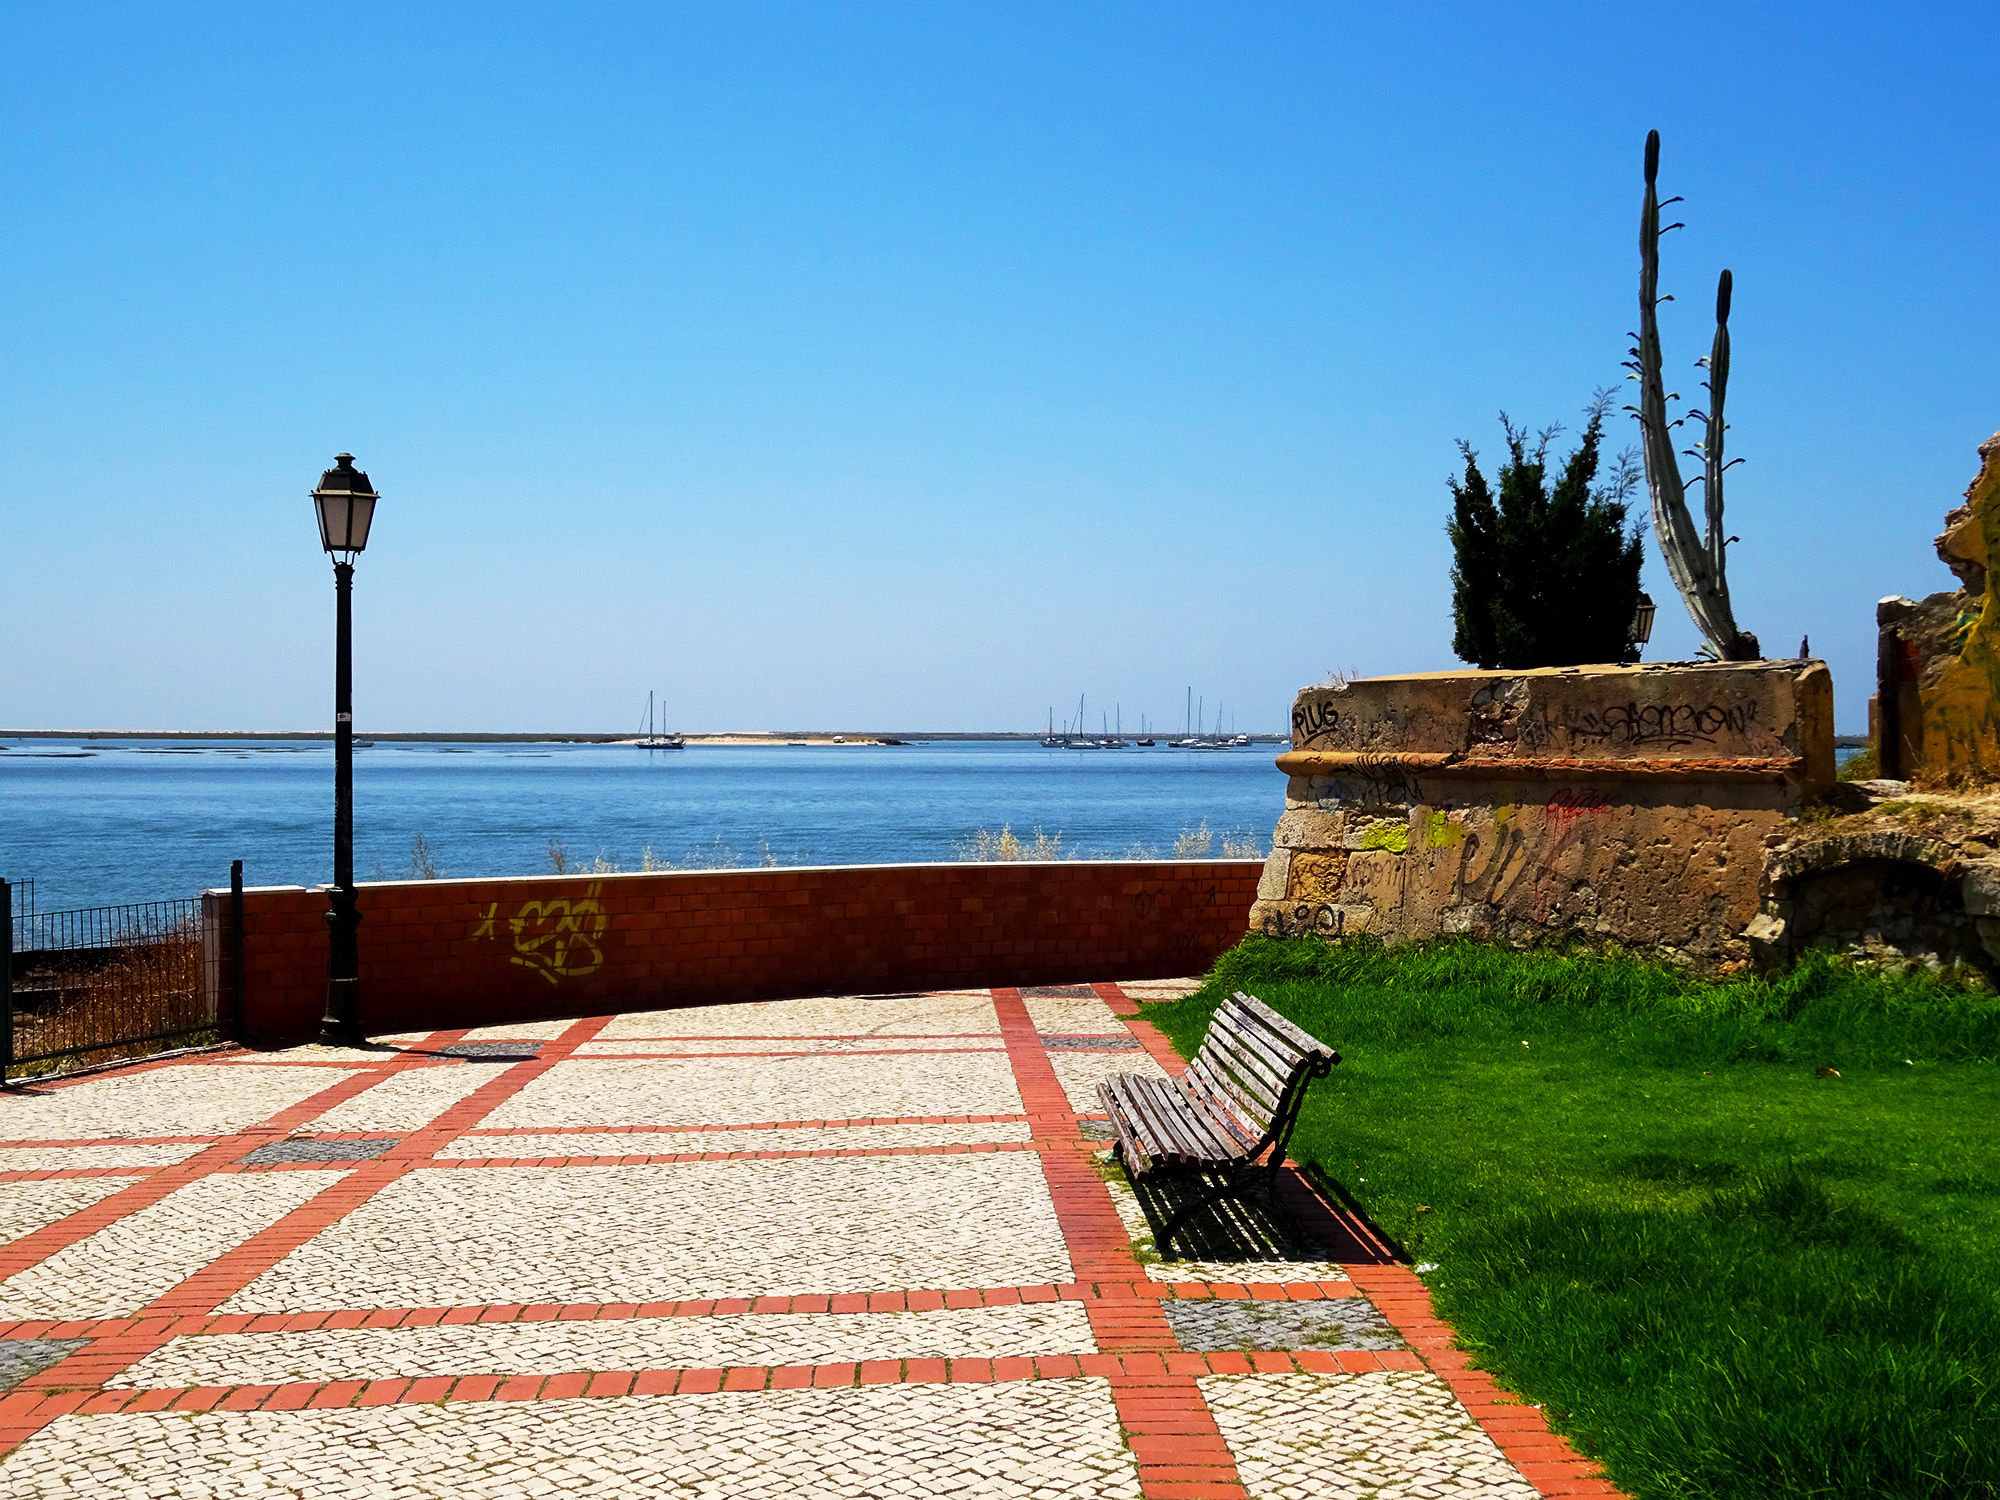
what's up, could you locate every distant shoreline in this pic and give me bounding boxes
[0,728,1289,745]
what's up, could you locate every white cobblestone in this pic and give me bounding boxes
[0,1171,345,1320]
[438,1120,1034,1158]
[112,1303,1098,1385]
[1114,978,1203,1002]
[1048,1049,1171,1114]
[296,1062,494,1133]
[1023,994,1128,1033]
[459,1019,581,1040]
[0,1066,355,1145]
[221,1154,1071,1312]
[5,1382,1142,1499]
[480,1053,1023,1130]
[571,1036,1007,1056]
[597,992,1000,1038]
[0,1142,207,1172]
[0,1177,140,1247]
[1201,1371,1538,1499]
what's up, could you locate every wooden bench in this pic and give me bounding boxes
[1096,990,1339,1258]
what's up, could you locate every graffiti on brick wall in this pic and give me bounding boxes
[470,882,609,985]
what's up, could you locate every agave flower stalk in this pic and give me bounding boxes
[1626,130,1759,660]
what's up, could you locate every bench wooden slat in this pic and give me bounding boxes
[1187,1052,1275,1134]
[1110,1073,1198,1168]
[1098,1077,1158,1174]
[1215,997,1321,1081]
[1174,1075,1261,1154]
[1150,1082,1235,1169]
[1203,1011,1294,1099]
[1193,1037,1283,1117]
[1139,1075,1236,1164]
[1232,990,1337,1061]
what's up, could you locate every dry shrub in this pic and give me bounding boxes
[10,919,211,1075]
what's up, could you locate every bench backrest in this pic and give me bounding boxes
[1180,990,1339,1153]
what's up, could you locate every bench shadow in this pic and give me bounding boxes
[1132,1166,1399,1267]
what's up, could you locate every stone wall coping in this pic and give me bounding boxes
[201,858,1264,899]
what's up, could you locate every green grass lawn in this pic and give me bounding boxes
[1143,936,2000,1500]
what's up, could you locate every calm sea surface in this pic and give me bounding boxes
[1,739,1284,912]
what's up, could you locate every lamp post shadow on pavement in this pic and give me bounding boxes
[310,453,380,1048]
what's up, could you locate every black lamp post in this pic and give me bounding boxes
[311,454,379,1046]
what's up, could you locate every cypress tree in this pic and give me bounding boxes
[1448,390,1646,669]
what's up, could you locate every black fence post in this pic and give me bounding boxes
[2,879,13,1084]
[230,861,246,1041]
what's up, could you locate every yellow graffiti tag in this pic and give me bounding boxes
[467,883,609,986]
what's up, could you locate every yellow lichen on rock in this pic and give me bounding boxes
[1918,435,2000,779]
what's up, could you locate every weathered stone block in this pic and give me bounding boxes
[1273,809,1346,850]
[1284,851,1348,903]
[1256,849,1294,903]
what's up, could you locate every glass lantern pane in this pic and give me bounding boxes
[345,493,377,552]
[314,494,349,552]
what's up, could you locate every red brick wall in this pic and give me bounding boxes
[202,861,1261,1042]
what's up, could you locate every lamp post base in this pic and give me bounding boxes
[320,885,364,1046]
[318,979,364,1047]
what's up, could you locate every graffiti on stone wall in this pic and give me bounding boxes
[1290,700,1416,752]
[1298,688,1761,758]
[470,882,609,985]
[1563,701,1757,749]
[1513,700,1758,753]
[1544,788,1613,824]
[1262,902,1348,939]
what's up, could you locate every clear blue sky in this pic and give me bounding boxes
[3,3,1993,734]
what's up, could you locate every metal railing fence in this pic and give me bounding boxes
[3,880,222,1080]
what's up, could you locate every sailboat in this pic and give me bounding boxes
[1065,693,1101,748]
[1135,712,1155,747]
[1042,707,1063,748]
[638,691,684,750]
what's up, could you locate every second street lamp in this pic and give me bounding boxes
[311,453,380,1047]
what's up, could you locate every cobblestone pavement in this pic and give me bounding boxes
[0,980,1614,1498]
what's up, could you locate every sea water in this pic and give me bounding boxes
[0,739,1283,912]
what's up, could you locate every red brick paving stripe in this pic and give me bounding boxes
[0,1279,1357,1343]
[991,989,1084,1140]
[0,1135,223,1151]
[993,988,1251,1500]
[1109,1374,1249,1500]
[0,1167,173,1183]
[4,1350,1400,1421]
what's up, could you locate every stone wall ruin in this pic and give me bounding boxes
[1253,661,1834,967]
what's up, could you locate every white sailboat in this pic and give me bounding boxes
[638,691,684,750]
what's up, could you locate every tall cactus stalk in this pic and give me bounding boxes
[1628,129,1759,660]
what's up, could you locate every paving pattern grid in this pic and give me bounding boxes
[0,981,1619,1499]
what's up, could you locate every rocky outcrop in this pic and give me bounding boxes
[1877,432,2000,780]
